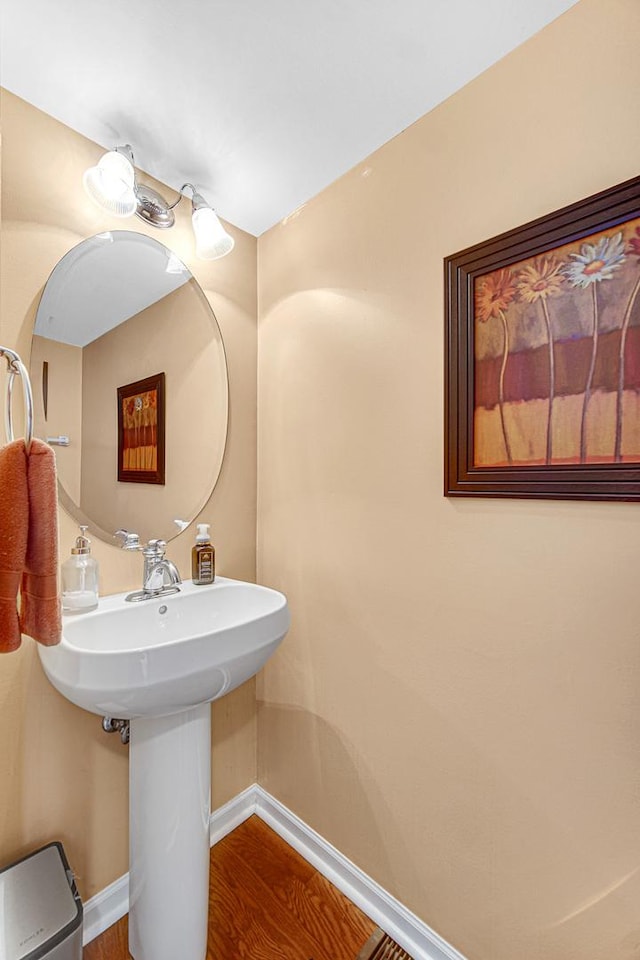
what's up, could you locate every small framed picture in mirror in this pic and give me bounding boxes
[117,373,166,485]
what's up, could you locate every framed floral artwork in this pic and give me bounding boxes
[117,373,166,485]
[445,175,640,500]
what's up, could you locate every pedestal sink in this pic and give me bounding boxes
[38,576,289,960]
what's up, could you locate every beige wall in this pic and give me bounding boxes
[31,336,83,502]
[81,282,227,542]
[3,3,640,957]
[0,89,258,898]
[256,3,640,960]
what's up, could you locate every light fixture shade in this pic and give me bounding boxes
[83,150,137,217]
[191,206,234,260]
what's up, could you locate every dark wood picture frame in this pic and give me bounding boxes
[445,174,640,501]
[117,372,166,485]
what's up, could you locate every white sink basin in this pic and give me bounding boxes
[38,576,289,719]
[38,574,289,960]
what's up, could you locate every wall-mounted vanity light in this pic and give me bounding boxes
[83,145,234,260]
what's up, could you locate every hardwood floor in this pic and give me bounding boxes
[83,815,376,959]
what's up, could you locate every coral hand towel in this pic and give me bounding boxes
[20,438,61,646]
[0,440,29,652]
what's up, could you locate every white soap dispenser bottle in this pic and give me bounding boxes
[61,525,99,613]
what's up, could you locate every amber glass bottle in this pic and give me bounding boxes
[192,523,215,584]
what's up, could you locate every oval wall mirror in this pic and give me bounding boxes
[30,231,228,546]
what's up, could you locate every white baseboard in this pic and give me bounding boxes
[252,786,467,960]
[82,784,467,960]
[208,783,258,845]
[82,873,129,946]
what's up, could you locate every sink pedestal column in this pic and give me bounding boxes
[128,703,211,960]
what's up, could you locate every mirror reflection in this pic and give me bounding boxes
[31,231,228,545]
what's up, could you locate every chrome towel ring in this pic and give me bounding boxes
[1,346,34,452]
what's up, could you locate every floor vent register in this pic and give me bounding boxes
[356,927,415,960]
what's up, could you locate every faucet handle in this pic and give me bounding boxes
[143,539,167,558]
[115,529,141,550]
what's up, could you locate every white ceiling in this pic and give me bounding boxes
[1,0,579,238]
[34,233,191,347]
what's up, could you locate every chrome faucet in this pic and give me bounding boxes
[115,531,182,602]
[141,540,181,595]
[115,529,140,551]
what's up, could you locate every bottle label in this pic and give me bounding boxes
[198,549,214,581]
